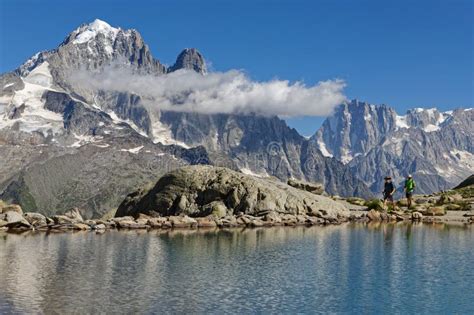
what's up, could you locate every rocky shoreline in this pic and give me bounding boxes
[1,167,473,234]
[1,205,472,235]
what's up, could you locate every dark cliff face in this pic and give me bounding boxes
[313,100,398,162]
[158,111,373,198]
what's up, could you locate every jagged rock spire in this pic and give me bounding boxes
[168,48,207,74]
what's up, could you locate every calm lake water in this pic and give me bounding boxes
[0,223,473,314]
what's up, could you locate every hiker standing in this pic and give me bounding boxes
[404,174,416,209]
[383,176,396,212]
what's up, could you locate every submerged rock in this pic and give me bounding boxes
[116,166,350,221]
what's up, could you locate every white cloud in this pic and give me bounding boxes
[68,65,346,117]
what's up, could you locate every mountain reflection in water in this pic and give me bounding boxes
[0,223,472,314]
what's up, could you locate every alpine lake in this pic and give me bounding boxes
[0,223,472,314]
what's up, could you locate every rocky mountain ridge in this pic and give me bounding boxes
[0,19,370,218]
[1,19,469,218]
[314,100,473,195]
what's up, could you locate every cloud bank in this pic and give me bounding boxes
[69,66,346,117]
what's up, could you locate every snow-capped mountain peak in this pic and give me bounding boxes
[72,19,120,45]
[1,19,214,151]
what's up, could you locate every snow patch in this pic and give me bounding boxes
[240,167,267,178]
[3,83,14,89]
[423,110,450,132]
[0,62,64,135]
[340,149,353,164]
[94,143,110,148]
[317,140,333,158]
[72,19,119,45]
[423,124,440,132]
[395,115,409,129]
[425,108,436,118]
[450,150,474,170]
[151,119,190,148]
[70,134,102,147]
[23,62,52,87]
[120,146,144,154]
[212,130,220,150]
[107,111,148,137]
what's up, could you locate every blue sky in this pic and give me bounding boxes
[0,0,472,136]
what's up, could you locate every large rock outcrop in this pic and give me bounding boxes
[116,166,350,220]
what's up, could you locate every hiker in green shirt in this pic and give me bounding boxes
[404,175,416,209]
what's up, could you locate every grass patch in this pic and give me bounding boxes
[365,199,384,211]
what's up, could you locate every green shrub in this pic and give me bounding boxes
[365,199,384,211]
[458,186,474,199]
[346,197,366,206]
[453,201,470,211]
[436,194,449,205]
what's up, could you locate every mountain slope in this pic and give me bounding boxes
[158,111,372,197]
[0,19,371,218]
[314,100,473,194]
[454,175,474,190]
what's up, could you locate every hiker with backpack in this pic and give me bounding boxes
[404,174,416,209]
[383,176,396,212]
